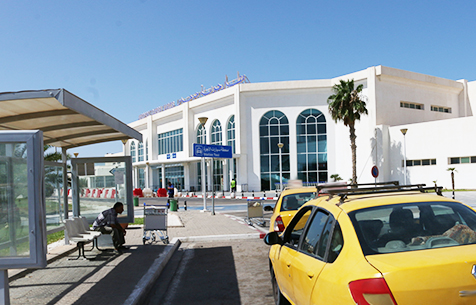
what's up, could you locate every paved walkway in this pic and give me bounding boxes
[8,209,266,305]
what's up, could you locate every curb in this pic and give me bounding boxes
[124,240,182,305]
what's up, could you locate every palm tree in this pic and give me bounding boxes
[447,168,457,199]
[330,174,343,182]
[328,79,368,184]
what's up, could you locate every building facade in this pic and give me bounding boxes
[125,66,476,191]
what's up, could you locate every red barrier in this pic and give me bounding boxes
[157,188,167,197]
[133,188,143,197]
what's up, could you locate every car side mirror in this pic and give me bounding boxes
[264,231,282,246]
[264,205,273,212]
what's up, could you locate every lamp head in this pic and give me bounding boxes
[121,139,128,145]
[73,153,79,158]
[277,143,284,149]
[400,128,408,136]
[198,117,208,127]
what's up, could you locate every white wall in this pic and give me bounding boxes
[388,116,476,189]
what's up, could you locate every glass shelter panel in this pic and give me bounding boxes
[0,144,30,258]
[71,156,133,224]
[0,130,46,269]
[44,162,65,232]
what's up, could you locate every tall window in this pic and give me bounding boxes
[158,128,183,155]
[197,124,207,190]
[130,142,136,163]
[165,164,184,191]
[211,120,223,191]
[227,116,236,189]
[211,120,222,145]
[297,109,328,184]
[260,110,289,190]
[138,142,144,162]
[145,139,148,161]
[138,168,145,188]
[227,115,235,153]
[197,124,206,144]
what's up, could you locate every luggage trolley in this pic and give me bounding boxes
[245,199,266,227]
[142,203,169,245]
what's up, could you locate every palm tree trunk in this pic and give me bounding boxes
[349,123,357,184]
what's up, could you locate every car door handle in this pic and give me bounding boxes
[286,261,291,267]
[307,271,314,279]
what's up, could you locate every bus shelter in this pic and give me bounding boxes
[0,89,141,304]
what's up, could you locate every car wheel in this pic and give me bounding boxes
[271,268,290,305]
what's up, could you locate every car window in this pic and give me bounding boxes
[317,216,334,259]
[300,211,329,258]
[284,208,312,248]
[280,192,316,211]
[327,223,343,263]
[349,201,476,255]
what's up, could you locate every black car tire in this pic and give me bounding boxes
[271,267,290,305]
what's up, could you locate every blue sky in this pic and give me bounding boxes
[1,0,475,156]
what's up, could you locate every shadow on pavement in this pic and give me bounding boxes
[157,246,241,305]
[9,243,167,305]
[70,245,167,305]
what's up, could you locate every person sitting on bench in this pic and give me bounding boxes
[93,202,128,253]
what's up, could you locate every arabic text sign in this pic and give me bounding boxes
[193,143,232,158]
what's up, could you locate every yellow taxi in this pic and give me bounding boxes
[265,184,476,305]
[269,186,317,233]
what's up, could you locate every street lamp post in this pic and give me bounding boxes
[277,143,284,191]
[400,128,408,185]
[198,117,208,212]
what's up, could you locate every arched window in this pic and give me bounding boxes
[211,120,222,145]
[138,142,144,162]
[197,124,207,190]
[227,115,236,189]
[211,120,223,191]
[260,110,289,190]
[130,141,136,163]
[296,109,327,183]
[227,115,235,154]
[197,124,206,144]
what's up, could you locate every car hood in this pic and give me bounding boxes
[366,245,476,305]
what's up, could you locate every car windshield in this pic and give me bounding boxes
[280,192,316,211]
[349,201,476,255]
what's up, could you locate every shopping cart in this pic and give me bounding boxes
[142,203,169,245]
[245,199,266,227]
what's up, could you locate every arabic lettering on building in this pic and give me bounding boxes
[138,74,249,120]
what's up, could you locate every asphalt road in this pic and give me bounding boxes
[138,197,275,305]
[144,239,274,305]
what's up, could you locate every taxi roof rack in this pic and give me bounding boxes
[323,183,444,205]
[317,181,400,195]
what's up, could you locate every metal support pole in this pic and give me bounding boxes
[401,129,408,185]
[211,158,215,215]
[278,143,284,190]
[0,270,10,305]
[201,157,207,211]
[403,135,407,185]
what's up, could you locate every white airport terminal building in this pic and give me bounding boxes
[124,65,476,192]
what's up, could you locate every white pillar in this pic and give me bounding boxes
[223,160,229,191]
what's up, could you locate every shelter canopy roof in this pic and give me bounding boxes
[0,89,142,149]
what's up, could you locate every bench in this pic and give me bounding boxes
[64,217,104,260]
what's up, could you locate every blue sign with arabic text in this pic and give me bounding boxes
[193,143,232,158]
